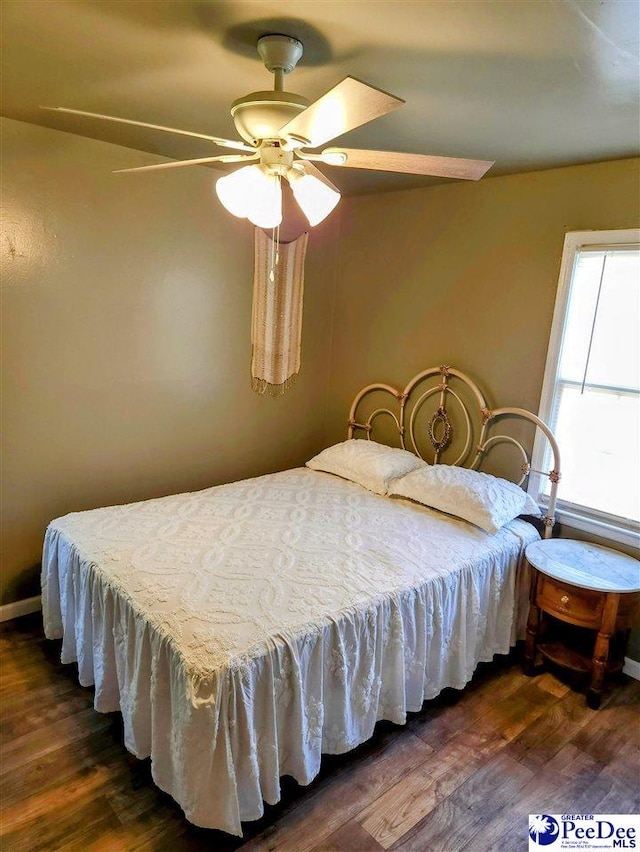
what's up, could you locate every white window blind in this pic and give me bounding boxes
[531,230,640,546]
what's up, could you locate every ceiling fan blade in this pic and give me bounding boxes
[41,107,255,152]
[322,147,494,180]
[296,159,341,194]
[279,77,404,149]
[113,153,259,174]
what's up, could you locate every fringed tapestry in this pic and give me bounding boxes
[251,228,308,395]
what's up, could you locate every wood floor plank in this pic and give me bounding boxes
[408,660,529,749]
[1,794,120,852]
[570,679,640,764]
[0,661,64,699]
[0,707,113,775]
[356,677,558,848]
[478,680,640,851]
[242,730,434,852]
[572,772,638,814]
[75,798,193,852]
[535,671,571,697]
[484,678,558,742]
[1,764,115,835]
[311,819,385,851]
[505,686,597,770]
[1,687,94,746]
[1,678,81,718]
[1,734,124,810]
[356,731,499,849]
[543,740,600,778]
[458,737,629,851]
[392,751,533,852]
[457,766,585,849]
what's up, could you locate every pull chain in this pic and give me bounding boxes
[269,223,280,282]
[269,176,281,283]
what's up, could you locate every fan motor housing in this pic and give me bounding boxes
[231,90,310,145]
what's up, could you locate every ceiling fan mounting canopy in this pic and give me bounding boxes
[256,35,304,75]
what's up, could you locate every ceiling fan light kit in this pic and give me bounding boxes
[288,168,341,226]
[42,32,494,230]
[216,164,283,228]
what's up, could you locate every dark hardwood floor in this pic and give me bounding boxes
[1,613,638,851]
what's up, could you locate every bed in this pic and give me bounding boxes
[41,366,561,836]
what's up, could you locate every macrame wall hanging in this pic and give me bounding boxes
[251,227,309,395]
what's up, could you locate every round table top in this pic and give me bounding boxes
[525,538,640,593]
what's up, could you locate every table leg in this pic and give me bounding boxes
[523,572,541,677]
[587,593,620,710]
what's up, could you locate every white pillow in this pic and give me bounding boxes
[389,464,541,533]
[306,439,427,495]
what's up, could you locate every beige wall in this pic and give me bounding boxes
[325,157,639,443]
[1,117,339,605]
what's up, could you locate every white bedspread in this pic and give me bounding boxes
[42,468,538,835]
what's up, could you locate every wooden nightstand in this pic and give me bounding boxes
[523,539,640,708]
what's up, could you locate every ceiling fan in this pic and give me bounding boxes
[44,34,494,228]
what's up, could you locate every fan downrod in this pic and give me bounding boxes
[231,34,308,146]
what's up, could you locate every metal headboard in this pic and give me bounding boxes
[348,365,561,537]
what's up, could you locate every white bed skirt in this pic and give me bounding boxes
[42,473,537,835]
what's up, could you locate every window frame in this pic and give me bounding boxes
[530,228,640,548]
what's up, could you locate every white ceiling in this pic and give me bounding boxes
[2,0,639,195]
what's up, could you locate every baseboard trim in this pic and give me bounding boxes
[0,595,42,623]
[623,657,640,681]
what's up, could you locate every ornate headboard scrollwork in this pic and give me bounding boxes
[348,365,561,537]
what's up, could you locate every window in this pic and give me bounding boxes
[530,230,640,547]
